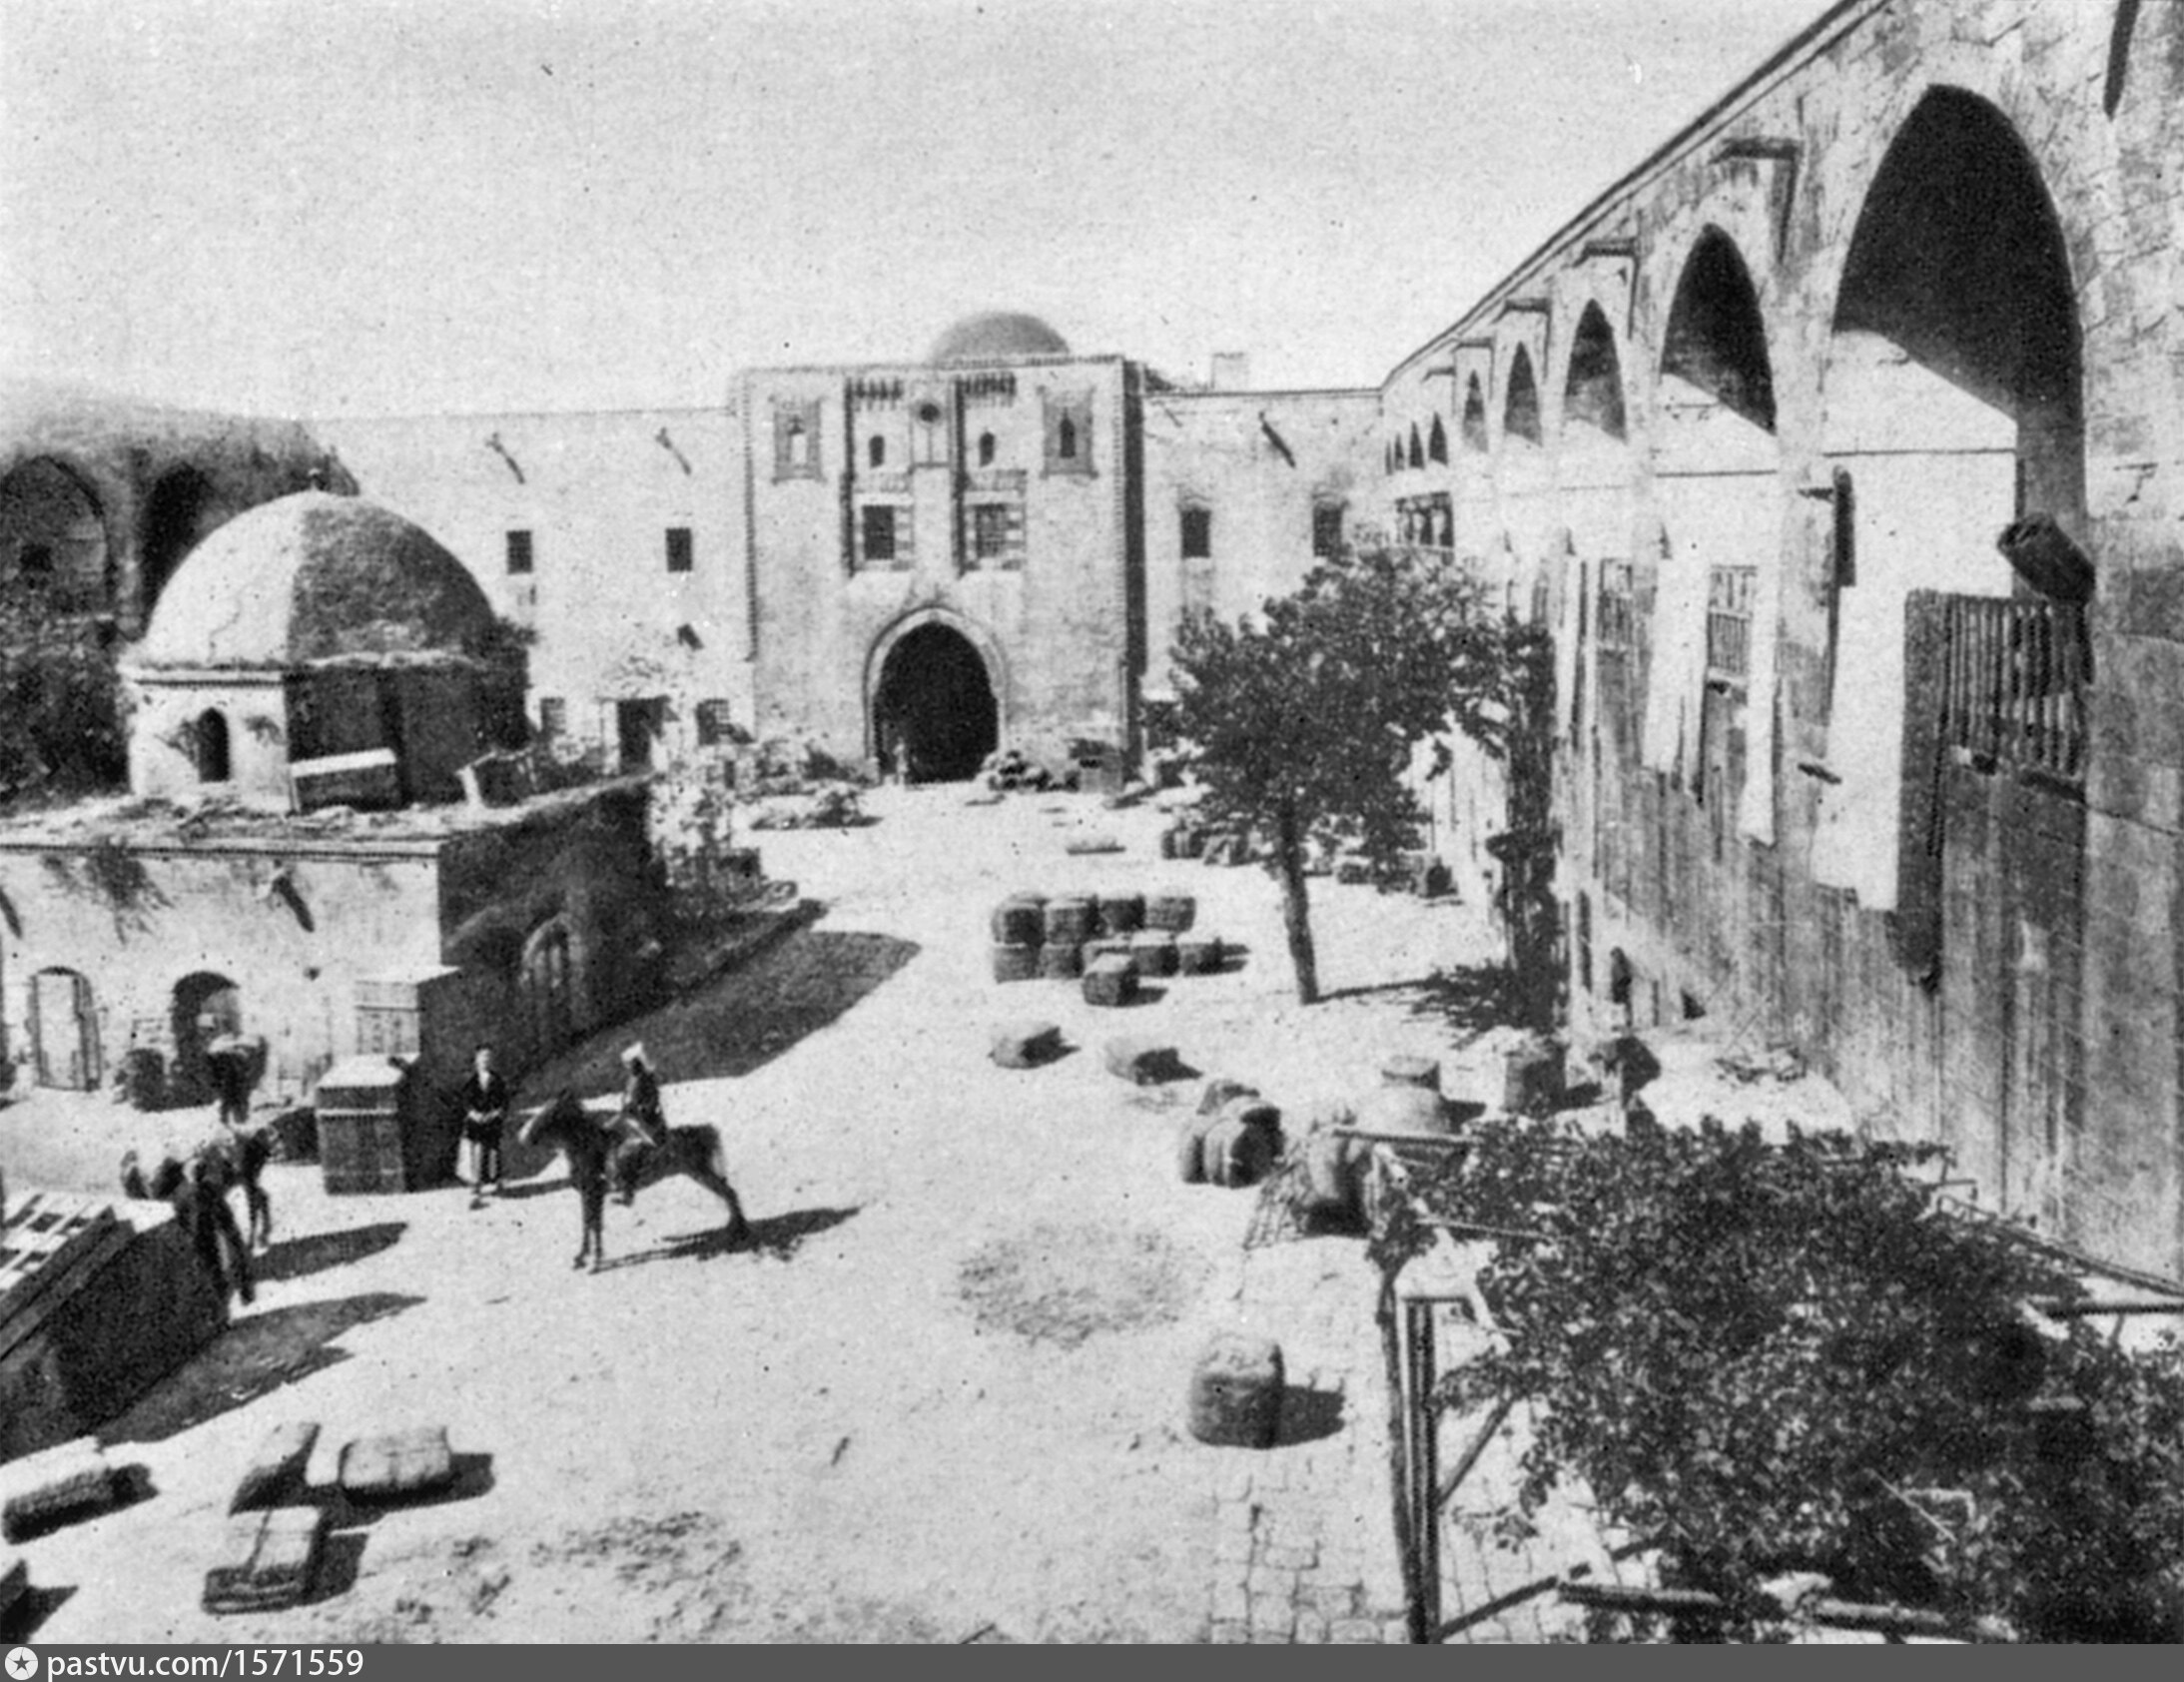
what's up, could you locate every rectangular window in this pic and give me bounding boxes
[1179,506,1212,560]
[862,504,898,564]
[537,696,565,739]
[694,699,734,747]
[1042,391,1095,476]
[972,504,1009,563]
[505,529,534,575]
[1311,503,1343,558]
[665,527,693,573]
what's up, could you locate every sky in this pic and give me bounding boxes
[0,0,1829,419]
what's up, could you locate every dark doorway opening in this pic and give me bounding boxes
[874,623,998,783]
[615,697,666,773]
[171,971,241,1104]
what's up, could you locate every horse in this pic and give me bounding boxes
[517,1090,752,1272]
[120,1123,274,1306]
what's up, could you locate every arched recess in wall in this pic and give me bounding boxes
[0,456,112,612]
[1407,424,1424,469]
[1558,302,1637,765]
[864,605,1009,777]
[1503,350,1543,447]
[1460,378,1490,453]
[1813,87,2084,910]
[1428,416,1449,464]
[1647,228,1785,852]
[140,466,214,614]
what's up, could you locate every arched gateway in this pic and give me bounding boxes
[868,613,1002,783]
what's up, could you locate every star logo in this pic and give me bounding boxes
[5,1647,36,1679]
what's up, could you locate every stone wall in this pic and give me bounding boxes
[1390,0,2184,1273]
[322,408,749,767]
[1140,389,1379,696]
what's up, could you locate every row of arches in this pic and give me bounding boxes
[0,454,220,619]
[1391,88,2083,547]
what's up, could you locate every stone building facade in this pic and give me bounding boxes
[0,380,350,634]
[1387,0,2184,1276]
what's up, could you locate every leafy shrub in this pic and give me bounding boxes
[1383,1117,2184,1640]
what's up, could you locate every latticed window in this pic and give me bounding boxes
[664,527,693,573]
[504,529,534,575]
[1706,565,1758,685]
[861,505,898,564]
[694,699,734,746]
[1312,502,1344,558]
[1597,559,1635,653]
[537,696,566,740]
[972,504,1010,564]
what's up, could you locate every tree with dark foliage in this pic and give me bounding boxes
[0,575,127,804]
[1168,539,1519,1004]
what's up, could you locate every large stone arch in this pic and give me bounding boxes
[863,605,1009,778]
[0,454,115,612]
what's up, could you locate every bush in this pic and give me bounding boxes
[1385,1117,2184,1641]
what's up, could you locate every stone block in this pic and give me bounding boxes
[1036,941,1084,980]
[1083,954,1138,1007]
[1146,891,1197,932]
[1129,930,1179,977]
[231,1420,322,1514]
[1188,1333,1283,1448]
[1103,1037,1185,1084]
[1177,935,1226,974]
[1095,892,1146,936]
[0,1435,117,1541]
[990,1021,1064,1070]
[991,943,1041,984]
[989,897,1046,947]
[1043,895,1095,943]
[203,1505,327,1615]
[338,1426,455,1502]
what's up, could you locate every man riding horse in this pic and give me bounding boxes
[612,1043,669,1206]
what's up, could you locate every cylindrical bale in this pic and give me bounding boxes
[1301,1131,1360,1220]
[1187,1334,1285,1448]
[1176,1118,1210,1184]
[1037,941,1084,980]
[1044,894,1095,944]
[1095,892,1145,937]
[991,943,1041,984]
[1196,1077,1260,1118]
[1356,1080,1449,1137]
[1146,891,1196,933]
[990,897,1046,947]
[1381,1054,1441,1093]
[1502,1034,1566,1116]
[1205,1112,1278,1188]
[1176,935,1225,975]
[1129,930,1179,978]
[1085,937,1136,971]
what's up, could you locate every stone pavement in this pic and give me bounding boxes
[1204,1233,1412,1643]
[1202,1202,1631,1644]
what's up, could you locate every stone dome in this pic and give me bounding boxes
[134,491,496,669]
[928,311,1072,365]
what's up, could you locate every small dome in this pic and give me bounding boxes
[134,491,495,669]
[929,311,1072,366]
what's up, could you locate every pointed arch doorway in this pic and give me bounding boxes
[868,613,1002,783]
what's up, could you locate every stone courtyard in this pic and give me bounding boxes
[0,786,1536,1643]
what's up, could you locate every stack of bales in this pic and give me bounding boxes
[990,886,1226,993]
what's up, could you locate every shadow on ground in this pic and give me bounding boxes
[255,1222,407,1284]
[513,925,922,1115]
[1322,962,1524,1036]
[105,1290,423,1445]
[593,1204,861,1272]
[1275,1385,1345,1446]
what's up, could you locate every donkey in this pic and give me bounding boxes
[517,1090,752,1272]
[120,1123,275,1305]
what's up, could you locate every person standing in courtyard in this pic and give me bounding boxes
[457,1043,510,1209]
